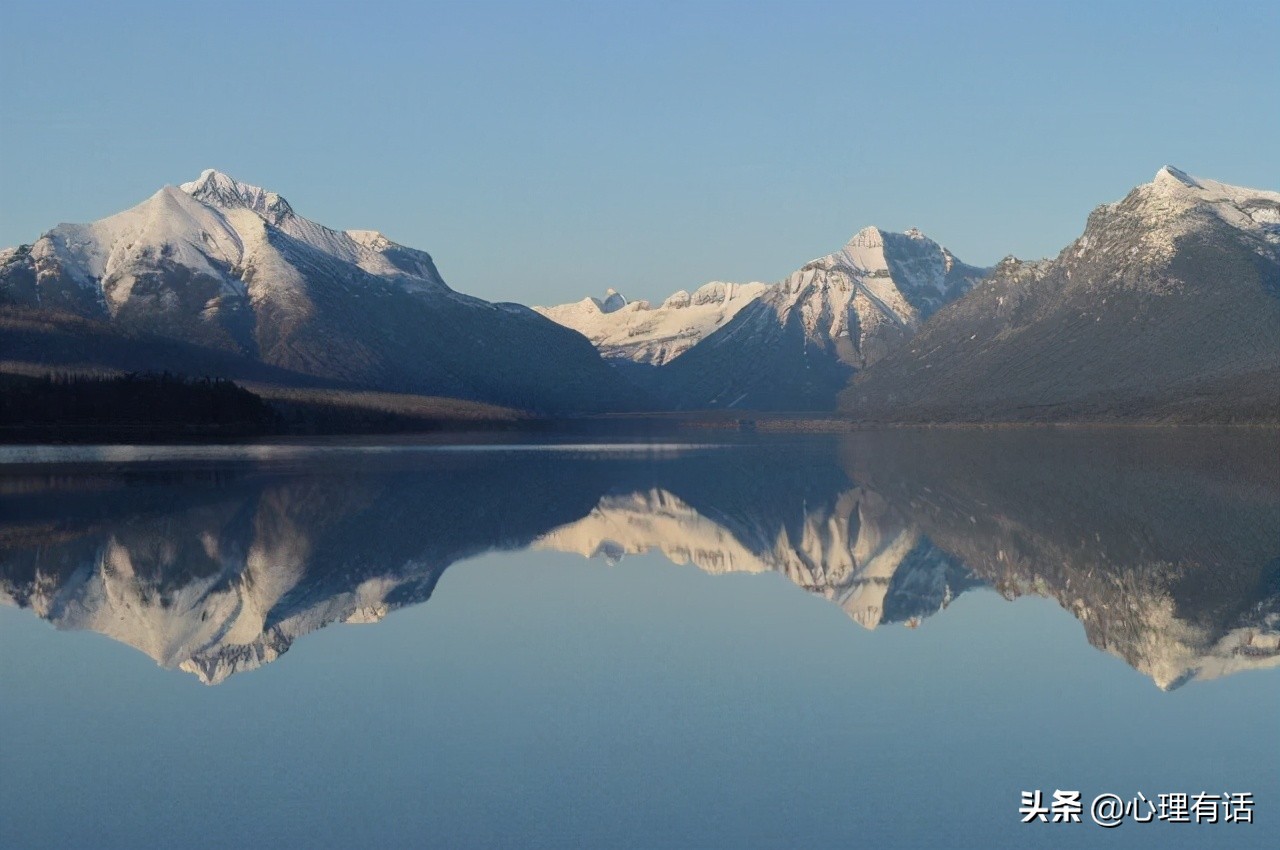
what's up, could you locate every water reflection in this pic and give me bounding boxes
[2,431,1276,688]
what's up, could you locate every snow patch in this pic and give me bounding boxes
[535,281,768,365]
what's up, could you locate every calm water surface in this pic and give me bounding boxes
[1,430,1276,849]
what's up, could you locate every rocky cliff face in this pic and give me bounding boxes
[0,170,637,413]
[534,226,983,410]
[844,168,1280,422]
[534,282,768,366]
[657,227,985,410]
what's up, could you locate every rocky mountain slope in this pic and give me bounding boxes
[6,165,1275,420]
[534,282,768,366]
[0,170,635,413]
[844,167,1280,422]
[655,227,984,409]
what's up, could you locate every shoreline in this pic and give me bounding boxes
[1,414,1276,447]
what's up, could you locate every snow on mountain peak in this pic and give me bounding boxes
[535,280,768,365]
[1154,165,1201,189]
[182,168,269,197]
[28,181,247,287]
[5,169,452,328]
[847,225,885,248]
[1144,166,1279,207]
[536,224,984,381]
[1131,166,1280,252]
[176,171,448,286]
[180,168,294,223]
[345,229,390,248]
[662,290,692,309]
[690,281,750,306]
[600,289,628,312]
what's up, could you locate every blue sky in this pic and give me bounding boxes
[1,0,1276,305]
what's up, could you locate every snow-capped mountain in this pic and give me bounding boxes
[846,167,1280,422]
[0,170,635,413]
[181,169,450,290]
[534,281,768,366]
[658,226,986,409]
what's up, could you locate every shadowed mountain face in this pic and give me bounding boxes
[0,170,636,414]
[533,227,985,410]
[652,227,986,410]
[1,433,1276,687]
[844,168,1280,422]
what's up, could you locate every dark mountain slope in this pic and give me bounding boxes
[0,170,639,413]
[843,167,1280,423]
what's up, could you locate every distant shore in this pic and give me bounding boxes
[3,371,1275,445]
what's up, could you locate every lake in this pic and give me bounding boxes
[1,430,1276,849]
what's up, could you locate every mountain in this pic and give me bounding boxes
[534,281,768,366]
[0,170,636,413]
[844,167,1280,422]
[655,227,986,410]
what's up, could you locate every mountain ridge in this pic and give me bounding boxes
[0,170,638,413]
[4,165,1277,421]
[654,225,987,409]
[843,167,1280,422]
[536,224,986,410]
[534,280,769,366]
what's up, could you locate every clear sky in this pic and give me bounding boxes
[1,0,1276,305]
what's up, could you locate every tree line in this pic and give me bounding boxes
[0,372,280,438]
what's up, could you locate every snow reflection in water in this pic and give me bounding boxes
[1,430,1276,688]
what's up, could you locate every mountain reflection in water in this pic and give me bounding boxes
[1,431,1276,688]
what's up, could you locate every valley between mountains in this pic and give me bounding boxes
[3,166,1277,425]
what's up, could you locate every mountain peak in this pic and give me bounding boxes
[661,289,692,309]
[1154,165,1201,189]
[599,288,627,313]
[181,168,262,196]
[847,225,884,247]
[345,229,390,248]
[180,168,294,223]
